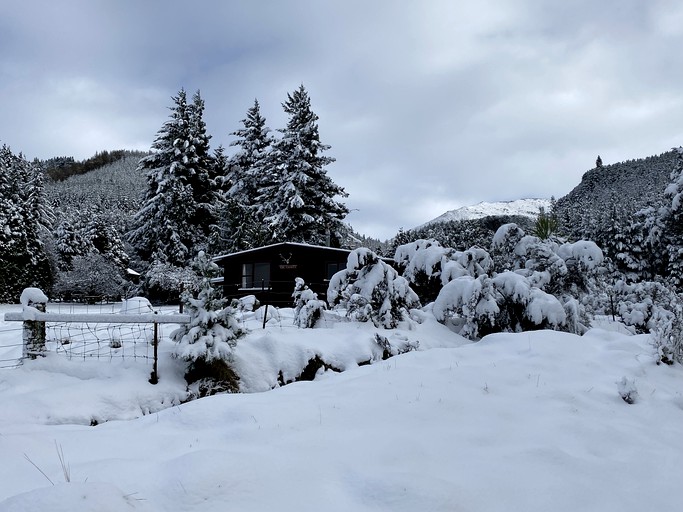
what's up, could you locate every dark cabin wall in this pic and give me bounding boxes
[218,243,351,306]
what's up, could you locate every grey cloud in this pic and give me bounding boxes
[2,0,682,239]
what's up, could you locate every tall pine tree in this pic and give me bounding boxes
[260,85,348,245]
[187,90,216,241]
[0,145,53,301]
[128,89,214,267]
[226,99,273,209]
[663,147,683,288]
[208,99,274,255]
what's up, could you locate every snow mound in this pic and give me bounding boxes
[119,297,154,314]
[0,482,160,512]
[20,287,48,307]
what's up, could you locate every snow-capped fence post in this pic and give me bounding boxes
[20,288,49,360]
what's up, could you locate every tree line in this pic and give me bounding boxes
[0,85,350,302]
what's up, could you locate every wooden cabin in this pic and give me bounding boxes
[213,242,354,306]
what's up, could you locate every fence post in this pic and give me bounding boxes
[21,289,47,360]
[149,320,159,384]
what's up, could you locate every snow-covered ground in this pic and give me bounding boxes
[1,303,682,511]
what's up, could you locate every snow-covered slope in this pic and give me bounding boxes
[420,198,551,228]
[1,304,682,512]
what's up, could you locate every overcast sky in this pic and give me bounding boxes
[2,0,683,239]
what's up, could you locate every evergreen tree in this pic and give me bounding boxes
[54,214,87,270]
[614,207,666,281]
[187,90,216,240]
[86,210,129,269]
[663,147,683,288]
[0,145,53,301]
[172,251,244,395]
[261,85,348,245]
[596,155,603,168]
[128,89,210,267]
[227,99,273,209]
[209,100,274,255]
[327,248,420,328]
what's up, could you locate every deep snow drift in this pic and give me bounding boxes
[0,304,682,512]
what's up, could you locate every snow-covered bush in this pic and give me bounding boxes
[292,277,326,328]
[490,223,605,331]
[613,279,683,364]
[144,258,199,303]
[394,239,452,302]
[328,248,420,328]
[172,252,245,395]
[394,239,492,303]
[433,271,567,339]
[454,246,493,278]
[433,275,498,338]
[53,253,129,300]
[490,223,526,271]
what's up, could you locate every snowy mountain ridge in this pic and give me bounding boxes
[419,198,551,228]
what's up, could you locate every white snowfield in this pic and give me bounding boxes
[0,304,681,512]
[418,198,552,228]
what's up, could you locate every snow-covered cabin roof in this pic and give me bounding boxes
[212,242,353,262]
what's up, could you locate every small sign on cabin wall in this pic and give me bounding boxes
[279,252,296,269]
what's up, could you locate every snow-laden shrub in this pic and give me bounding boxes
[53,252,128,300]
[490,223,526,270]
[172,252,245,395]
[292,277,326,328]
[492,272,566,333]
[455,246,493,279]
[433,271,567,339]
[393,239,493,303]
[144,258,199,303]
[557,240,604,272]
[433,275,498,338]
[614,279,683,364]
[515,236,567,283]
[393,239,456,302]
[491,223,605,330]
[328,248,420,328]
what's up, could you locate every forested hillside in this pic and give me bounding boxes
[554,151,677,243]
[391,215,535,254]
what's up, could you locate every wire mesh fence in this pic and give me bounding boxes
[47,321,157,362]
[2,304,190,378]
[0,324,24,369]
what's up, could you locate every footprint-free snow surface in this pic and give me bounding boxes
[0,305,681,512]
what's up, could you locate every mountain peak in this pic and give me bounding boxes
[418,198,551,229]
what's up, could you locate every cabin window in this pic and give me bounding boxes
[241,262,270,289]
[326,261,345,281]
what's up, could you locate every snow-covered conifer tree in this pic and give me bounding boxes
[227,99,273,210]
[261,85,348,245]
[490,223,526,272]
[187,90,216,241]
[209,100,274,254]
[614,207,666,282]
[172,251,244,394]
[662,147,683,288]
[292,277,326,328]
[54,215,87,270]
[328,248,420,328]
[0,145,53,301]
[128,89,209,267]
